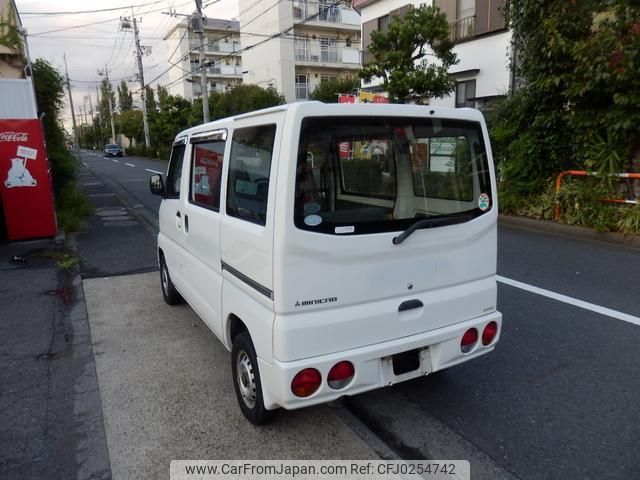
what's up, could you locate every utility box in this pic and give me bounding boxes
[0,118,57,240]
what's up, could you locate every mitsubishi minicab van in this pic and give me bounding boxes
[149,102,502,424]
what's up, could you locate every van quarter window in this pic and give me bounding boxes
[190,140,225,210]
[295,116,491,235]
[226,124,276,226]
[166,144,186,198]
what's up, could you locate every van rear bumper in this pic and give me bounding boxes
[258,310,502,410]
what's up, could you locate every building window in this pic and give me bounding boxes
[378,14,390,32]
[295,74,308,100]
[455,80,476,108]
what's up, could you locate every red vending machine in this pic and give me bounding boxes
[0,119,57,240]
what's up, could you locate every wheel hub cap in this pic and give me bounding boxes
[236,350,256,408]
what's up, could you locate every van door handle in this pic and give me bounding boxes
[398,299,423,312]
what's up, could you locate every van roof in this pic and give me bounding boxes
[173,102,485,143]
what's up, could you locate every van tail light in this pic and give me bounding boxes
[482,321,498,346]
[327,361,355,390]
[291,368,321,397]
[460,328,478,353]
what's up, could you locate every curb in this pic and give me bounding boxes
[499,215,640,250]
[63,235,113,479]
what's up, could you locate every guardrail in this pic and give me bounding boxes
[554,170,640,220]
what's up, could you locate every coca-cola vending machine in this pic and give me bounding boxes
[0,119,57,241]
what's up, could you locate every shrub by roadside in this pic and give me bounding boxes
[499,179,640,235]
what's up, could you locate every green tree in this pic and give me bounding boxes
[359,5,457,103]
[98,78,116,141]
[118,110,143,144]
[31,59,75,193]
[310,77,360,103]
[491,0,640,196]
[212,84,284,119]
[145,84,157,113]
[117,80,133,112]
[157,84,169,111]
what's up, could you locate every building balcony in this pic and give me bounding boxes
[449,16,476,43]
[292,2,360,28]
[361,49,376,66]
[294,43,360,67]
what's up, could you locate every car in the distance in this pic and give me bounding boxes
[104,144,123,157]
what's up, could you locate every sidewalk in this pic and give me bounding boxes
[0,237,111,480]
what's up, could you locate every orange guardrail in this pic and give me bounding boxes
[554,170,640,220]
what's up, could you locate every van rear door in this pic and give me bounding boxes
[273,111,498,361]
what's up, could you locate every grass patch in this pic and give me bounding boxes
[55,183,92,233]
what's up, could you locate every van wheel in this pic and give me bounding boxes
[160,255,182,305]
[231,332,274,425]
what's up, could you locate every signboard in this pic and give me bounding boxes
[0,119,57,240]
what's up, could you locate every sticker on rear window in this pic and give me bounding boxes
[478,193,490,211]
[304,214,322,226]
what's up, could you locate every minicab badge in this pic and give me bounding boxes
[478,193,490,211]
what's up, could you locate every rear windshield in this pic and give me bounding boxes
[294,116,492,235]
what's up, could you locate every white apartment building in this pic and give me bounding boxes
[355,0,512,108]
[239,0,362,103]
[164,18,243,101]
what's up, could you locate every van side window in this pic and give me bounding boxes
[166,144,186,198]
[190,141,225,210]
[226,124,276,226]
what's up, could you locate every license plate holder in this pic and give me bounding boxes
[381,347,431,385]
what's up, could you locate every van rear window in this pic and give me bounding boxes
[294,116,491,235]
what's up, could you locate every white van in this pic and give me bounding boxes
[149,102,502,424]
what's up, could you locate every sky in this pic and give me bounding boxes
[15,0,239,127]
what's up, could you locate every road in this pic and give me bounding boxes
[79,149,640,480]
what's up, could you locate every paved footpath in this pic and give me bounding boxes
[84,272,378,480]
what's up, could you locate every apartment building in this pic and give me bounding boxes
[239,0,362,103]
[163,18,243,101]
[355,0,512,108]
[0,0,26,79]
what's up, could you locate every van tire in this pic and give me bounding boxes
[231,332,274,425]
[160,255,182,305]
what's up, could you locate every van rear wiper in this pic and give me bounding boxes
[392,211,478,245]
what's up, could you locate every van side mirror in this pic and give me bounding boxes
[149,174,165,196]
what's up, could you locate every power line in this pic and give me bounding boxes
[20,1,165,16]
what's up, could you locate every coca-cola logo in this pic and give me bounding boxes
[0,131,29,142]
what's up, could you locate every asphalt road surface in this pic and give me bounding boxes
[79,150,640,480]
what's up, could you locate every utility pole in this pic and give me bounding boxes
[122,14,151,148]
[95,86,105,150]
[193,0,209,123]
[63,54,80,157]
[98,65,117,144]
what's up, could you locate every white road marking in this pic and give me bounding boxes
[82,162,88,167]
[83,182,102,186]
[145,168,164,175]
[113,159,119,163]
[497,275,640,327]
[125,162,136,167]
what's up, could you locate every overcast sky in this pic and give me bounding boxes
[16,0,239,127]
